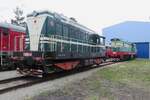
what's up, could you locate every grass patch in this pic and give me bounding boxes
[96,59,150,88]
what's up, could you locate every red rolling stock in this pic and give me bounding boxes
[0,23,25,70]
[106,38,136,61]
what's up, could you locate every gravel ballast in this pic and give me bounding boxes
[0,71,21,81]
[0,63,116,100]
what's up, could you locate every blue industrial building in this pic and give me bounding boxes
[103,21,150,59]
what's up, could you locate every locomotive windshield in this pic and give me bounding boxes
[112,47,120,52]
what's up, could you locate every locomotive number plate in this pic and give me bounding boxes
[23,52,32,56]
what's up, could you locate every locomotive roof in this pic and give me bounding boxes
[0,23,25,33]
[27,10,99,35]
[111,38,133,44]
[92,33,105,39]
[111,38,120,41]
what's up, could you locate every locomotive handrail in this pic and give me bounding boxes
[0,31,3,65]
[39,34,105,53]
[46,34,96,45]
[39,34,105,47]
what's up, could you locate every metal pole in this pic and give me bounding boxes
[14,35,23,52]
[19,36,22,51]
[21,36,23,51]
[8,33,10,51]
[18,36,20,51]
[14,36,19,52]
[15,36,21,51]
[61,36,63,52]
[14,36,16,51]
[21,35,24,51]
[8,33,12,57]
[1,31,3,66]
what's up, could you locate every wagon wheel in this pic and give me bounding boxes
[42,64,49,77]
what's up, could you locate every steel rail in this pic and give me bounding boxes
[0,61,116,94]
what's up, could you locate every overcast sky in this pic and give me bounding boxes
[0,0,150,34]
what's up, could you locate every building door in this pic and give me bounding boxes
[136,43,149,58]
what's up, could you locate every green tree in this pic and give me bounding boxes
[11,7,26,27]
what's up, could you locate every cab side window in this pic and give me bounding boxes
[56,23,62,36]
[2,28,9,36]
[63,25,68,38]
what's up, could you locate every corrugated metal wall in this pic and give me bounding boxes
[135,42,150,59]
[102,21,150,44]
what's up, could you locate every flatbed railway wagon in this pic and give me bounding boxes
[14,11,106,76]
[106,38,136,60]
[0,23,25,70]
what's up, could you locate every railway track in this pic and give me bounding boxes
[0,61,116,94]
[0,76,26,84]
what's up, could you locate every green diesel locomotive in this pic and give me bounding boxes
[15,11,106,76]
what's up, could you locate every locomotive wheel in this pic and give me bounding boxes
[42,66,49,77]
[0,66,2,70]
[131,55,134,59]
[8,63,16,70]
[42,73,48,77]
